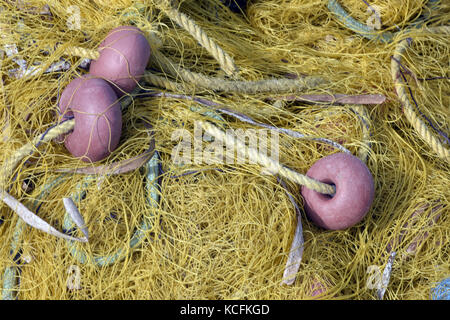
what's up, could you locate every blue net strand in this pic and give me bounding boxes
[327,0,440,43]
[431,278,450,300]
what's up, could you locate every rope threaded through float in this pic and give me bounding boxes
[200,121,336,195]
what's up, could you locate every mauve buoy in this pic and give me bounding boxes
[301,153,375,230]
[58,76,122,162]
[89,26,151,96]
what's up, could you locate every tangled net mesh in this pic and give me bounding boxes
[0,0,449,299]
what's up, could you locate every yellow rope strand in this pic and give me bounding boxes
[200,121,336,195]
[1,119,75,189]
[152,47,326,93]
[159,1,239,76]
[143,70,187,92]
[63,46,99,60]
[391,26,450,162]
[64,44,325,94]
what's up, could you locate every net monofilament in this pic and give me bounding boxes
[0,0,448,300]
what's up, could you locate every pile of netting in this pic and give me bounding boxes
[0,0,448,299]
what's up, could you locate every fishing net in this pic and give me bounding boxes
[0,0,448,300]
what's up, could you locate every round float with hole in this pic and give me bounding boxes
[301,152,375,230]
[58,75,122,163]
[89,25,151,96]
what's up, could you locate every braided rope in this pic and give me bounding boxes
[200,121,336,195]
[161,3,238,76]
[66,44,325,94]
[143,70,187,92]
[1,119,75,188]
[63,46,99,60]
[152,48,326,93]
[391,26,450,162]
[65,5,239,78]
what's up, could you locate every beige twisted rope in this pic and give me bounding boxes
[391,26,450,162]
[143,71,186,92]
[150,47,326,93]
[63,46,99,60]
[65,45,325,94]
[200,121,336,195]
[159,1,239,76]
[67,2,239,78]
[1,119,75,188]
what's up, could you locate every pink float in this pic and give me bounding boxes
[89,26,151,96]
[58,76,122,163]
[301,153,375,230]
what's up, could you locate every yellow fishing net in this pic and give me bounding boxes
[0,0,449,300]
